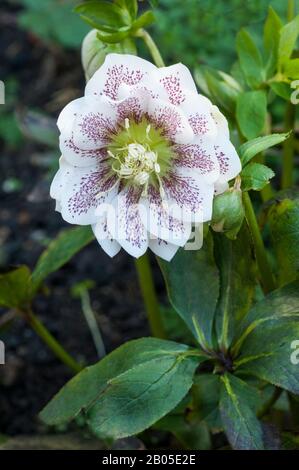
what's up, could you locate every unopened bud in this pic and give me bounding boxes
[211,179,244,239]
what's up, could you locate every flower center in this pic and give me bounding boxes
[107,118,173,196]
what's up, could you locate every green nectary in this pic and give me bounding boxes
[107,117,174,194]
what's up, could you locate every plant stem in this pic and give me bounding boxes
[281,0,297,189]
[258,387,283,418]
[136,29,165,67]
[281,103,296,189]
[79,289,106,359]
[243,192,275,293]
[135,254,166,339]
[133,29,166,338]
[287,0,295,21]
[25,309,82,374]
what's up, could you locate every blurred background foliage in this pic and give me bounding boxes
[10,0,287,64]
[152,0,286,70]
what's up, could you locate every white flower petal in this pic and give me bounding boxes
[57,98,84,135]
[139,186,192,247]
[60,135,107,168]
[214,180,229,195]
[59,97,117,167]
[211,105,241,185]
[107,185,148,258]
[92,221,121,257]
[53,160,119,225]
[100,237,122,257]
[180,92,217,137]
[148,236,180,261]
[55,200,62,213]
[147,63,198,105]
[85,53,157,101]
[147,98,194,144]
[162,168,215,223]
[174,136,220,184]
[113,86,151,123]
[214,136,241,185]
[211,105,230,138]
[72,96,117,150]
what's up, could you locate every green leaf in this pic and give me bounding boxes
[115,0,138,20]
[40,338,205,439]
[75,1,130,31]
[263,7,283,77]
[17,109,58,148]
[236,90,267,140]
[278,15,299,67]
[270,82,292,101]
[236,29,265,89]
[194,67,212,98]
[283,58,299,79]
[155,415,211,450]
[192,374,222,430]
[236,281,299,337]
[31,226,94,290]
[130,10,155,32]
[235,318,299,395]
[96,29,131,44]
[220,374,264,450]
[267,193,299,286]
[213,225,256,349]
[205,70,239,113]
[158,233,219,346]
[282,432,299,450]
[239,133,290,166]
[0,266,32,309]
[233,281,299,351]
[241,162,275,192]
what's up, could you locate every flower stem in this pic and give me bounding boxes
[79,288,106,359]
[135,254,166,339]
[243,192,275,294]
[281,103,296,189]
[25,309,82,374]
[133,28,166,338]
[136,29,165,67]
[287,0,296,21]
[281,0,297,190]
[257,387,283,418]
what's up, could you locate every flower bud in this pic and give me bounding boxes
[81,30,137,81]
[211,181,244,239]
[81,30,108,81]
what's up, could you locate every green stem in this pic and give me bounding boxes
[287,0,295,21]
[281,0,297,189]
[136,29,165,67]
[256,152,274,202]
[25,309,82,374]
[257,387,283,418]
[260,114,274,202]
[133,29,166,339]
[281,103,296,189]
[135,254,166,339]
[243,192,275,294]
[80,289,106,359]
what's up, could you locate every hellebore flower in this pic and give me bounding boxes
[50,54,241,260]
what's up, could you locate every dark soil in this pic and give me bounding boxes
[0,2,164,439]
